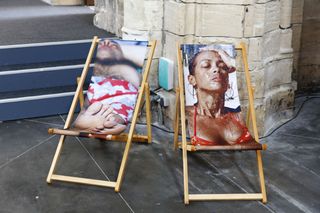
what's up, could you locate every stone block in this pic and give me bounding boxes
[164,1,195,35]
[244,5,254,37]
[262,30,280,62]
[94,0,123,36]
[248,38,263,70]
[124,0,163,31]
[94,10,122,35]
[244,4,266,37]
[280,29,293,54]
[264,58,293,90]
[194,4,245,37]
[264,0,280,33]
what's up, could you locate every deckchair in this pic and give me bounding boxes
[174,42,267,204]
[46,36,156,192]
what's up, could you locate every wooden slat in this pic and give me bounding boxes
[188,144,265,151]
[115,40,157,192]
[240,43,267,203]
[51,175,116,188]
[178,144,266,151]
[77,77,85,109]
[177,43,190,204]
[189,193,263,201]
[173,87,180,150]
[145,83,152,143]
[46,37,98,184]
[48,128,149,143]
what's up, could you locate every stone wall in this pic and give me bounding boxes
[298,0,320,91]
[94,0,296,135]
[94,0,124,36]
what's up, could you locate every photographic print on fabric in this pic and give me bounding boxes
[73,39,148,135]
[181,44,256,146]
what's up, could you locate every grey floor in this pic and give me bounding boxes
[1,0,320,212]
[0,94,320,213]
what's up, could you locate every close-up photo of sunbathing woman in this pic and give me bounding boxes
[182,44,254,146]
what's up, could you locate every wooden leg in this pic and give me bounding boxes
[145,83,152,143]
[174,88,180,150]
[256,150,267,203]
[115,83,146,192]
[46,135,66,183]
[47,37,97,184]
[177,44,189,204]
[182,126,189,204]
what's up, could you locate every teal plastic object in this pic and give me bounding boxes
[158,57,173,90]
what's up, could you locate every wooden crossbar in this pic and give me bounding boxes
[48,128,149,143]
[181,144,266,151]
[51,175,116,188]
[189,193,263,201]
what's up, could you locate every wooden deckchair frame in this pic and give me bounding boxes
[174,42,267,204]
[46,36,156,192]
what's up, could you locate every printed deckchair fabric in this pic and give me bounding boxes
[181,43,261,150]
[72,39,148,135]
[47,37,156,192]
[174,42,267,204]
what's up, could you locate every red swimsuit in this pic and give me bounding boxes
[191,106,253,146]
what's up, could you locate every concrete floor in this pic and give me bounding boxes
[0,95,319,213]
[0,0,320,212]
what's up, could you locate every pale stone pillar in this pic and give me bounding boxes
[280,0,293,28]
[94,0,123,36]
[280,0,294,54]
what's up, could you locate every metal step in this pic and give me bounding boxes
[0,40,96,121]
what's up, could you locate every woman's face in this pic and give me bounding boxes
[190,51,229,93]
